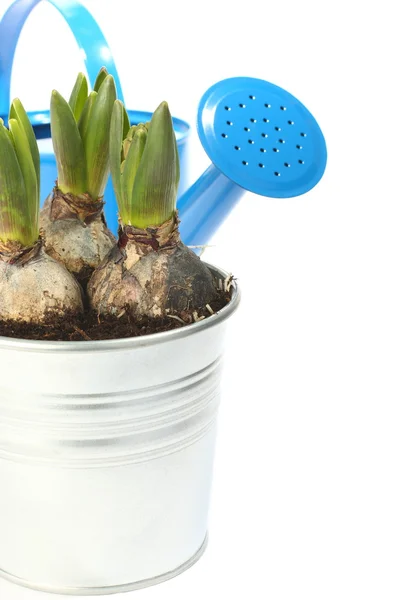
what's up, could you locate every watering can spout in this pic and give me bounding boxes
[178,165,243,248]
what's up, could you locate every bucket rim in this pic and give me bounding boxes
[0,263,240,352]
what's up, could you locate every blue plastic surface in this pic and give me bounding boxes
[0,0,191,237]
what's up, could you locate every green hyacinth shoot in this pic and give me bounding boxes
[0,99,40,247]
[51,67,117,200]
[109,100,180,229]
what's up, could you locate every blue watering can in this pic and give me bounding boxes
[0,0,327,247]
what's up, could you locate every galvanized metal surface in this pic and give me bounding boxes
[0,265,240,595]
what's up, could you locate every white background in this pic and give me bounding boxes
[0,0,399,598]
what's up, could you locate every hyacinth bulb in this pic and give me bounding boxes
[0,102,82,324]
[39,68,117,285]
[88,100,218,321]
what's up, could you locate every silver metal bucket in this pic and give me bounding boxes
[0,264,240,595]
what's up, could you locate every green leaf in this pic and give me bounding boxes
[0,123,33,246]
[129,101,178,228]
[123,125,137,159]
[93,67,108,92]
[9,98,40,190]
[121,126,147,225]
[83,74,117,199]
[51,90,87,195]
[8,119,39,241]
[68,72,88,122]
[122,104,130,139]
[2,122,14,147]
[109,100,125,213]
[78,91,97,140]
[0,119,15,148]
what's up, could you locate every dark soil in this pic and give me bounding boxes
[0,289,231,342]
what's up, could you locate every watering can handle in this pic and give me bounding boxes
[0,0,124,115]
